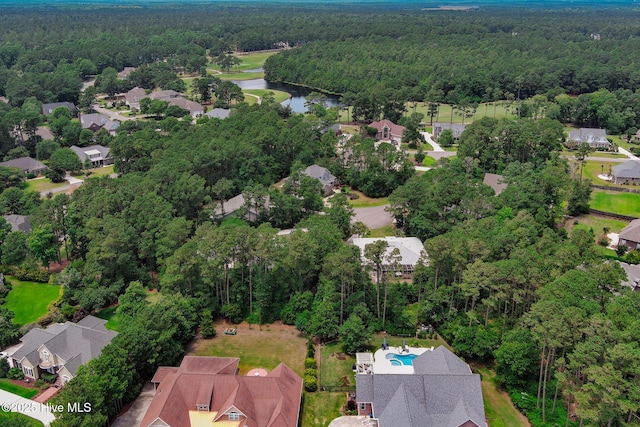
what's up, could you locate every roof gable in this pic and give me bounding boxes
[620,219,640,244]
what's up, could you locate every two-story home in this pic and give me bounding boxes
[80,113,120,135]
[8,315,117,386]
[70,145,113,168]
[432,122,467,141]
[368,120,406,145]
[567,128,610,150]
[140,356,302,427]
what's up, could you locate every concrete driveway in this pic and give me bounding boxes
[0,389,56,426]
[352,205,393,229]
[110,381,155,427]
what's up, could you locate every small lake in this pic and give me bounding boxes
[233,78,341,113]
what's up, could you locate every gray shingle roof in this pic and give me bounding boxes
[482,173,507,196]
[619,261,640,291]
[568,128,609,146]
[612,161,640,180]
[303,164,336,187]
[205,108,231,119]
[0,157,47,174]
[356,346,485,427]
[2,214,31,233]
[70,145,110,164]
[11,315,117,376]
[352,237,427,267]
[42,102,76,116]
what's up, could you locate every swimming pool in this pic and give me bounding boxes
[385,353,418,366]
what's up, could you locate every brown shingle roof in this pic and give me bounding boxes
[140,357,302,427]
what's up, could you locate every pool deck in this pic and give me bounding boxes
[357,346,435,375]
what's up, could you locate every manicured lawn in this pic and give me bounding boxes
[189,322,306,376]
[300,391,345,427]
[590,190,640,217]
[215,71,264,81]
[368,224,395,238]
[414,101,518,124]
[243,88,290,104]
[569,214,629,234]
[320,342,356,388]
[3,278,61,325]
[82,165,115,178]
[341,189,388,208]
[0,379,39,399]
[421,155,437,167]
[95,306,121,331]
[372,333,449,351]
[25,178,67,194]
[475,367,530,427]
[0,411,44,427]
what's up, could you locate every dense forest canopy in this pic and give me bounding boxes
[0,4,639,427]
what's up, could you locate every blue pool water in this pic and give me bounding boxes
[385,353,418,366]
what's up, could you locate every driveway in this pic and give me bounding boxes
[0,389,56,426]
[352,205,393,229]
[110,381,155,427]
[91,104,136,122]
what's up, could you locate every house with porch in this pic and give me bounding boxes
[355,346,486,427]
[351,236,428,277]
[567,128,610,150]
[140,356,302,427]
[368,120,406,145]
[70,144,113,168]
[7,315,116,386]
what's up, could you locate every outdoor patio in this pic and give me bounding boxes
[356,344,435,375]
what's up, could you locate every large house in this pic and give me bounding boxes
[7,315,117,386]
[301,164,338,196]
[567,128,610,150]
[80,113,120,135]
[368,120,406,145]
[70,144,113,168]
[355,345,486,427]
[125,87,204,117]
[619,219,640,251]
[140,356,302,427]
[611,160,640,185]
[433,122,467,141]
[351,236,427,277]
[41,102,76,117]
[0,156,48,175]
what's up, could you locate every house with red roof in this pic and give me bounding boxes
[368,119,406,145]
[139,356,302,427]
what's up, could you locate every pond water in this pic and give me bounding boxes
[233,78,341,113]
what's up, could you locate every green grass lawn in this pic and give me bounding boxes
[341,189,388,208]
[0,379,39,399]
[475,367,530,427]
[0,411,44,426]
[300,391,345,427]
[94,306,121,331]
[368,224,395,238]
[189,322,306,376]
[243,88,290,104]
[569,214,629,234]
[25,178,67,194]
[320,342,356,388]
[590,190,640,217]
[3,278,61,325]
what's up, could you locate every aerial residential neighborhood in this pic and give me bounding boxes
[1,2,640,427]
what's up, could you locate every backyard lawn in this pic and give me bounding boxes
[94,306,122,331]
[0,379,39,399]
[188,321,306,376]
[300,391,345,427]
[568,214,629,235]
[0,411,44,427]
[320,342,356,389]
[475,367,530,427]
[590,190,640,217]
[341,189,388,208]
[3,278,61,325]
[368,224,395,238]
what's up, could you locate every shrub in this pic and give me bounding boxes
[0,358,9,377]
[303,375,318,392]
[417,331,427,339]
[306,340,315,358]
[40,372,56,383]
[304,368,318,378]
[597,236,610,247]
[304,358,317,369]
[7,367,24,380]
[34,379,50,390]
